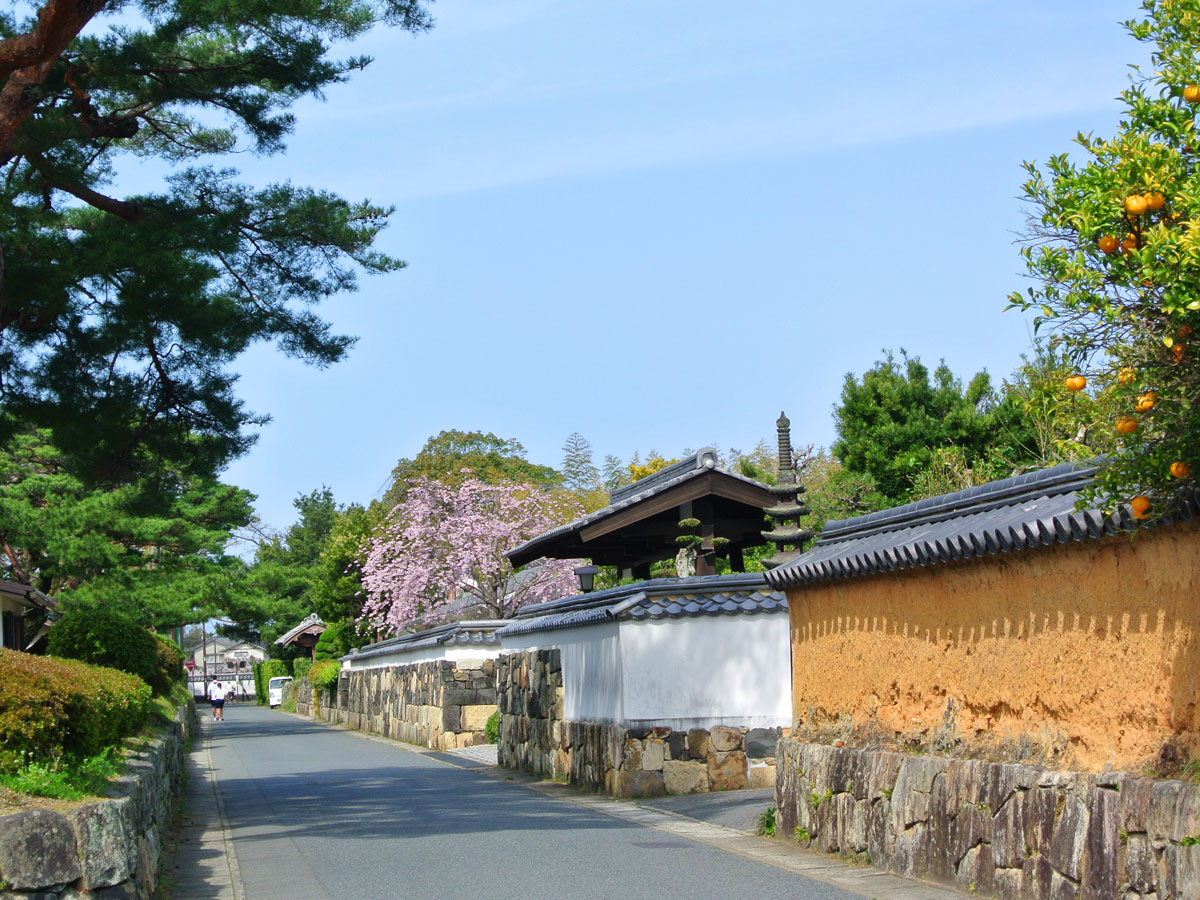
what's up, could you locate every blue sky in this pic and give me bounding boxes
[196,0,1144,532]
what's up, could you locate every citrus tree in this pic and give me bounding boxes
[1009,0,1200,515]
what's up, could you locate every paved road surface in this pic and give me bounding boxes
[181,705,961,900]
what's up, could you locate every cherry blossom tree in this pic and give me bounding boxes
[358,477,583,634]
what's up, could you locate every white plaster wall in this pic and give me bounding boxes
[619,612,790,730]
[501,621,624,723]
[345,644,501,670]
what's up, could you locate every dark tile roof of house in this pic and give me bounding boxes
[0,580,56,610]
[495,572,787,638]
[344,620,507,662]
[765,461,1200,590]
[273,613,326,646]
[504,447,774,565]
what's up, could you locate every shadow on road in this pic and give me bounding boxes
[205,715,630,845]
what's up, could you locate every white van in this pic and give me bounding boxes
[267,676,293,709]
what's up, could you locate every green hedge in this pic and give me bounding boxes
[292,658,312,682]
[0,649,152,771]
[253,659,289,705]
[252,661,265,704]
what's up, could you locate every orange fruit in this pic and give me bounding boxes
[1065,374,1087,392]
[1121,235,1139,254]
[1130,496,1152,519]
[1117,366,1137,385]
[1180,324,1194,339]
[1170,461,1191,479]
[1185,84,1200,103]
[1135,391,1157,412]
[1098,234,1119,254]
[1126,194,1149,216]
[1173,344,1186,362]
[1116,416,1139,434]
[1145,191,1166,210]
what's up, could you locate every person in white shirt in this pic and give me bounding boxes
[207,680,228,721]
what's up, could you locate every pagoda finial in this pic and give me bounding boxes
[761,410,813,569]
[776,411,794,485]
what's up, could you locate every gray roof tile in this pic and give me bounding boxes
[344,620,507,661]
[495,573,787,638]
[766,462,1199,589]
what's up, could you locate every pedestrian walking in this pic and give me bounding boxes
[207,680,228,722]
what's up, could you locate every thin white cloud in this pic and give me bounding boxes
[379,77,1122,199]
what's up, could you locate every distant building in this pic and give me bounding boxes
[0,580,57,654]
[188,635,267,677]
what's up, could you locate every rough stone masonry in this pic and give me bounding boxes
[0,702,193,900]
[300,658,497,751]
[497,648,780,798]
[776,739,1200,900]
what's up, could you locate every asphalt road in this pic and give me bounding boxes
[202,705,868,900]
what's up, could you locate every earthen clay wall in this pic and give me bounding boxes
[786,522,1200,773]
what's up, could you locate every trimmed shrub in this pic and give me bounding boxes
[0,649,152,771]
[309,660,340,692]
[486,710,499,744]
[292,658,313,682]
[313,622,351,661]
[48,604,166,694]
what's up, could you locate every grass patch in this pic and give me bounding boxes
[0,747,122,800]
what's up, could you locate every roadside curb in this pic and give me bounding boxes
[166,715,245,899]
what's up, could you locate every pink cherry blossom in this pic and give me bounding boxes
[358,477,583,635]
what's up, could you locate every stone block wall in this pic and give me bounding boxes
[776,738,1200,900]
[299,659,496,751]
[496,649,564,777]
[0,702,194,900]
[497,649,783,798]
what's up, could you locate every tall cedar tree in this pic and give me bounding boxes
[0,0,433,483]
[560,432,600,492]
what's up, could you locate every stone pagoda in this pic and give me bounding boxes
[761,411,813,569]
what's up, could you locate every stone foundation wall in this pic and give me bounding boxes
[496,649,564,777]
[776,738,1200,900]
[0,701,194,899]
[299,659,496,751]
[497,649,782,798]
